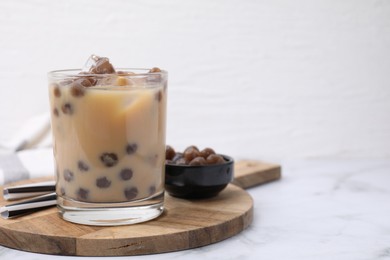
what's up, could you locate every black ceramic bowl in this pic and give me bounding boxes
[165,155,234,199]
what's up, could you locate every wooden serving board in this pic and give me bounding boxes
[0,161,281,256]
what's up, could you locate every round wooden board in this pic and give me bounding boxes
[0,178,253,256]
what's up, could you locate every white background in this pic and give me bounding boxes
[0,0,389,160]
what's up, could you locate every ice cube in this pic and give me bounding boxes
[81,54,115,74]
[81,54,99,72]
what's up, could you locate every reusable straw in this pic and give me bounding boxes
[3,181,55,200]
[0,192,56,219]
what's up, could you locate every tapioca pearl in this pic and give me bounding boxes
[149,185,156,195]
[53,108,59,117]
[189,157,207,166]
[70,84,85,97]
[119,168,133,181]
[53,84,61,97]
[165,145,175,160]
[115,76,129,86]
[60,187,66,196]
[78,160,89,172]
[83,79,92,87]
[86,77,97,86]
[149,67,161,73]
[206,154,225,165]
[78,77,93,87]
[78,72,98,86]
[63,169,74,182]
[155,90,162,102]
[184,145,199,153]
[200,148,215,159]
[100,153,118,167]
[61,103,73,115]
[77,188,89,201]
[184,148,200,164]
[125,143,138,155]
[124,187,138,201]
[96,177,112,188]
[91,58,115,74]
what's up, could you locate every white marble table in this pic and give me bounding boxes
[1,160,389,260]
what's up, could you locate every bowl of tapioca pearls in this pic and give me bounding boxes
[164,145,234,199]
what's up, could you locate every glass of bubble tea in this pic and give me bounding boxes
[47,55,167,226]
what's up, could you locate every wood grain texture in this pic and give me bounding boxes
[232,160,281,189]
[0,160,281,256]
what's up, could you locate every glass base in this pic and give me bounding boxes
[57,193,164,226]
